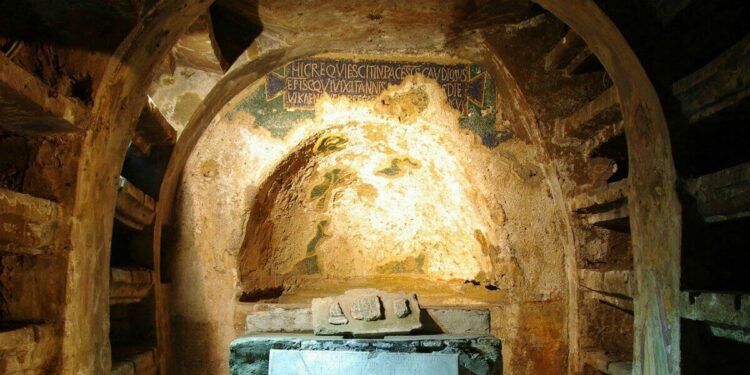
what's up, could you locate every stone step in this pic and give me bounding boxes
[0,188,66,255]
[110,267,154,305]
[544,28,586,72]
[579,269,634,298]
[685,161,750,223]
[681,291,750,344]
[0,323,56,373]
[673,32,750,123]
[582,350,632,375]
[111,347,157,375]
[569,179,629,213]
[115,177,156,230]
[131,100,177,155]
[552,87,621,147]
[239,303,491,335]
[0,53,85,134]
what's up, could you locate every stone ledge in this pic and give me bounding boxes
[0,323,56,373]
[132,100,177,155]
[241,303,491,335]
[115,177,155,230]
[110,268,154,305]
[579,269,634,298]
[0,53,85,133]
[111,347,157,375]
[0,188,66,255]
[582,350,632,375]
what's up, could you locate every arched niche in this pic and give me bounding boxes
[175,58,566,306]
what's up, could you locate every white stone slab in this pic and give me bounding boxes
[268,349,458,375]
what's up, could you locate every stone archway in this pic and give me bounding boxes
[151,1,680,374]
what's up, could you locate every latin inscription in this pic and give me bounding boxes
[229,57,509,147]
[267,59,486,113]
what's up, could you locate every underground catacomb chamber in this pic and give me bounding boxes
[170,56,571,374]
[1,1,749,374]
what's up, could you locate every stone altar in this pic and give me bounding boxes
[231,290,502,374]
[229,334,501,375]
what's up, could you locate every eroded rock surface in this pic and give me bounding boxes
[350,295,383,321]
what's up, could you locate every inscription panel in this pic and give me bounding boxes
[267,58,486,114]
[227,56,508,147]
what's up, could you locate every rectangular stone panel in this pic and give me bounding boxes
[243,303,491,335]
[269,349,458,375]
[423,307,491,335]
[312,289,422,337]
[245,305,312,334]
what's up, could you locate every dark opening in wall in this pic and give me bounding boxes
[590,133,628,183]
[681,207,750,292]
[209,1,262,68]
[663,0,750,79]
[0,130,79,202]
[110,293,157,351]
[0,133,30,193]
[111,220,154,270]
[70,74,92,105]
[681,318,750,375]
[674,97,750,179]
[121,144,172,199]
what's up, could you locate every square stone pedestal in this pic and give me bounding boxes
[229,333,502,375]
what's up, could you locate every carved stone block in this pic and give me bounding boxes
[393,299,410,318]
[350,295,382,321]
[328,302,348,325]
[312,289,422,337]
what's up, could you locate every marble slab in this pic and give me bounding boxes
[269,349,458,375]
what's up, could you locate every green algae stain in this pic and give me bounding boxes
[226,83,313,138]
[306,220,330,255]
[376,253,426,274]
[289,255,319,275]
[376,157,420,177]
[313,134,348,154]
[310,168,349,209]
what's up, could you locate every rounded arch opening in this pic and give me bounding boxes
[149,1,679,374]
